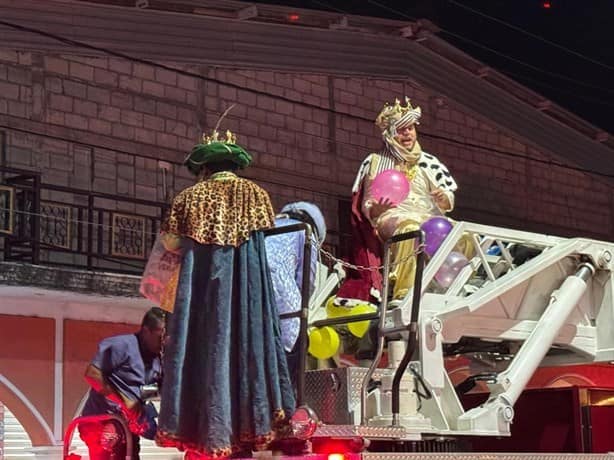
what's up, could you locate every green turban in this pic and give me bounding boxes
[184,141,252,175]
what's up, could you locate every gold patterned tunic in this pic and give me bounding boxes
[161,173,274,247]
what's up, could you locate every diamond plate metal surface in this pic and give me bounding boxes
[305,368,393,425]
[313,424,408,439]
[237,454,611,460]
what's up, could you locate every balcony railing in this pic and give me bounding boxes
[0,166,167,274]
[0,166,348,277]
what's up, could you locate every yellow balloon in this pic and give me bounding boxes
[308,326,340,359]
[346,304,377,338]
[326,296,348,318]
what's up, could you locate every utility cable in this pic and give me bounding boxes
[1,13,614,180]
[343,0,614,95]
[439,29,614,96]
[0,18,337,115]
[448,0,614,73]
[2,6,612,99]
[3,106,614,181]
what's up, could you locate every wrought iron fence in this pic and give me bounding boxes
[0,166,167,274]
[0,166,350,275]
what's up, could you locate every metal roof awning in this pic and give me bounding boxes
[0,0,613,180]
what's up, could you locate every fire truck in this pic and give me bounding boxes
[65,221,614,459]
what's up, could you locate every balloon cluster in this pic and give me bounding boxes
[420,216,469,288]
[370,169,410,206]
[368,171,471,288]
[307,298,378,359]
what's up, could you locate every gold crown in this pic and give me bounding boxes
[375,97,419,130]
[202,129,237,145]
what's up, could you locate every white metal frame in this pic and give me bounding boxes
[308,221,614,439]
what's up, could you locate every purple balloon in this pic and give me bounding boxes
[370,169,410,206]
[420,217,453,256]
[424,233,446,256]
[435,251,469,288]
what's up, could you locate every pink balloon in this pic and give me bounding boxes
[435,251,469,288]
[370,170,410,206]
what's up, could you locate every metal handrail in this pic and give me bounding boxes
[360,229,425,425]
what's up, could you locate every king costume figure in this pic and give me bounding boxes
[155,126,296,459]
[336,97,463,305]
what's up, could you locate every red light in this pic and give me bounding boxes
[542,1,552,8]
[288,13,300,21]
[328,455,344,460]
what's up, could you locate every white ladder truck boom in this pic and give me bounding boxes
[303,221,614,455]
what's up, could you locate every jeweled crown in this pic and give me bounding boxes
[202,129,237,145]
[375,97,419,130]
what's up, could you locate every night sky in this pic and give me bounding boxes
[251,0,614,134]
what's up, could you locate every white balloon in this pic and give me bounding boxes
[435,251,469,288]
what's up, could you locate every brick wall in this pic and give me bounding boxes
[1,48,612,259]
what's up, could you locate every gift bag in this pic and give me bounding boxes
[140,234,182,311]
